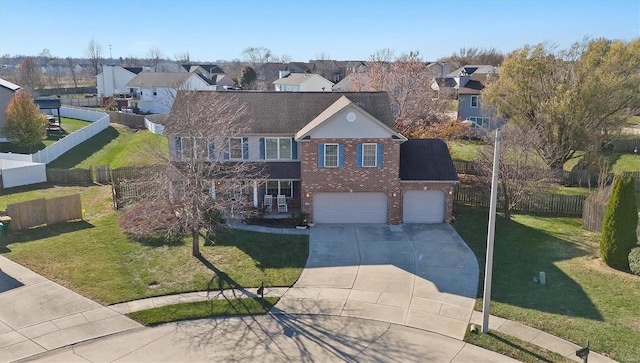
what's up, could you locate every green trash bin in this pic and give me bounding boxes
[0,216,10,235]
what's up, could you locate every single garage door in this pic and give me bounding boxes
[403,190,445,223]
[314,192,387,223]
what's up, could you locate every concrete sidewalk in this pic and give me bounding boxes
[0,256,140,363]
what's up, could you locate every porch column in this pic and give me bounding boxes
[253,180,258,208]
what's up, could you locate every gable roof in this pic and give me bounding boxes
[168,91,395,134]
[295,95,405,140]
[181,63,224,74]
[125,72,192,88]
[446,64,498,78]
[123,67,143,74]
[0,78,21,92]
[273,73,333,86]
[400,139,459,181]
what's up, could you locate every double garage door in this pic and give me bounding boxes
[313,193,387,223]
[312,190,445,224]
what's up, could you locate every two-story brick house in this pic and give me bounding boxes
[166,91,458,224]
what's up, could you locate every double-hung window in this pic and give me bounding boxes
[362,143,377,167]
[471,95,479,108]
[266,180,293,198]
[324,144,338,167]
[228,137,243,159]
[265,137,292,159]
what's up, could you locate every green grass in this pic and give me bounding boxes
[610,154,640,173]
[47,123,168,169]
[453,205,640,363]
[127,297,279,325]
[464,325,573,363]
[0,117,91,153]
[626,115,640,126]
[0,185,308,305]
[545,186,594,196]
[448,140,487,161]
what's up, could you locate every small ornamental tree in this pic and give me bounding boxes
[600,176,638,269]
[3,91,47,152]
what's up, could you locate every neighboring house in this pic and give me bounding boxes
[335,60,368,78]
[310,59,342,82]
[0,78,21,142]
[125,72,214,114]
[180,63,225,78]
[96,65,143,97]
[332,72,369,92]
[432,65,501,129]
[273,71,334,92]
[166,91,459,224]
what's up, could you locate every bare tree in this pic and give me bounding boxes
[440,46,505,68]
[84,38,103,77]
[120,92,264,256]
[174,51,191,63]
[17,57,44,92]
[242,46,271,65]
[66,57,79,91]
[475,124,555,221]
[147,46,164,71]
[352,50,457,139]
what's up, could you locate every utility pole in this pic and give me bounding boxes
[482,128,501,333]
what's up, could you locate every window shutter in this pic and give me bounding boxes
[259,138,265,159]
[242,137,249,160]
[356,143,362,168]
[291,139,298,159]
[338,144,345,168]
[377,143,384,167]
[317,144,324,168]
[208,142,215,160]
[223,138,230,160]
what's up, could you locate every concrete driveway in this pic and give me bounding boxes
[275,224,479,340]
[0,256,140,363]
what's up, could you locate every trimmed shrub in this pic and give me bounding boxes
[600,176,638,269]
[630,247,640,276]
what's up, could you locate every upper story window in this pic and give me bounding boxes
[362,143,377,167]
[229,137,243,159]
[265,137,292,159]
[324,143,338,167]
[471,95,479,108]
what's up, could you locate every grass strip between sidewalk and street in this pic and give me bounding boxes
[464,325,573,363]
[126,297,279,326]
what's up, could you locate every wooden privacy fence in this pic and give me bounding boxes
[6,194,82,232]
[453,159,640,188]
[107,111,146,128]
[46,165,111,184]
[582,186,640,234]
[454,185,586,215]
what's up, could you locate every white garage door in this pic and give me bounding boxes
[403,190,445,223]
[313,193,387,223]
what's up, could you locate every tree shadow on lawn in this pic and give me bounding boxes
[213,229,309,269]
[0,220,95,252]
[47,126,120,168]
[454,206,604,321]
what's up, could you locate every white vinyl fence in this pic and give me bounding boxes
[0,159,46,188]
[32,106,110,164]
[144,117,165,135]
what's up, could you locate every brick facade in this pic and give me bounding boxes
[300,138,403,224]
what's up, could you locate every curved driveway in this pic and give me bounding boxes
[275,223,479,340]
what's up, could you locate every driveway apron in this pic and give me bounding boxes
[275,224,479,340]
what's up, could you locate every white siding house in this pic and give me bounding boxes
[0,78,21,142]
[273,72,334,92]
[125,73,214,114]
[96,65,143,97]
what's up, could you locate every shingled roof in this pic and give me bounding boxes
[167,91,395,134]
[399,139,459,181]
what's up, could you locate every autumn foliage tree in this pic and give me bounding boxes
[483,38,640,169]
[3,91,47,152]
[352,49,460,140]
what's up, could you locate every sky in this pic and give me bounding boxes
[0,0,638,62]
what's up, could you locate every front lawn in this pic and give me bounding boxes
[0,185,308,305]
[453,205,640,363]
